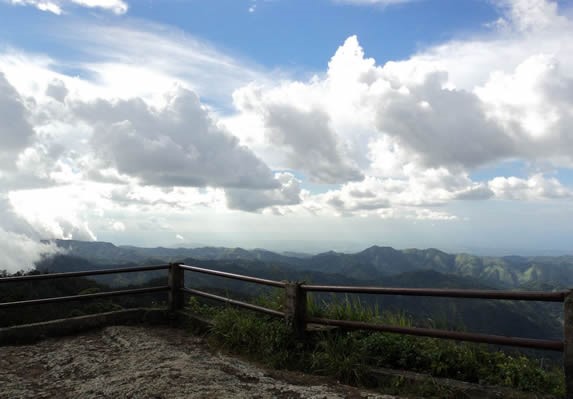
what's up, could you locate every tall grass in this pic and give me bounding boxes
[187,295,565,397]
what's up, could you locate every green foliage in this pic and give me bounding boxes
[187,296,218,317]
[211,307,304,369]
[311,295,381,321]
[203,297,565,397]
[309,331,371,386]
[252,288,285,312]
[0,271,168,327]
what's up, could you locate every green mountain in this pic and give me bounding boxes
[27,240,569,341]
[42,240,573,289]
[29,251,563,341]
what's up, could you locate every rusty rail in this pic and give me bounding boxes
[181,287,284,317]
[0,286,170,309]
[0,264,171,311]
[179,264,285,288]
[177,263,286,318]
[301,284,567,302]
[306,316,564,351]
[0,264,169,282]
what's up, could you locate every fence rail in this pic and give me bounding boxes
[306,316,564,351]
[181,287,285,317]
[0,264,171,310]
[0,264,170,282]
[179,264,286,287]
[301,284,567,301]
[1,262,571,397]
[0,286,170,309]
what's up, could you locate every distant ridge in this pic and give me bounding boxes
[42,239,573,289]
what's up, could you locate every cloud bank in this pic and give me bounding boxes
[0,0,573,268]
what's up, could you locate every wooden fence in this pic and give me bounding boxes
[1,262,572,397]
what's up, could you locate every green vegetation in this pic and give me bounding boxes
[189,295,565,398]
[0,270,167,327]
[32,243,567,340]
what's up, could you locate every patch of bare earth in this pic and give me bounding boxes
[0,326,401,399]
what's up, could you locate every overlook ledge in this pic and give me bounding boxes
[0,325,398,399]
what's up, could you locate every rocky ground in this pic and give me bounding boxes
[0,325,401,399]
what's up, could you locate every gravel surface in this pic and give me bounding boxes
[0,325,401,399]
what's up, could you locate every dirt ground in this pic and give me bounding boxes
[0,325,401,399]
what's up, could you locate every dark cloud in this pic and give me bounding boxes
[225,172,302,212]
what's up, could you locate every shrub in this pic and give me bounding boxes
[195,297,565,397]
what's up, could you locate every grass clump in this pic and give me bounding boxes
[210,307,305,369]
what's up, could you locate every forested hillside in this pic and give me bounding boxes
[5,240,566,341]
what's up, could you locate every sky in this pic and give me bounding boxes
[1,0,573,270]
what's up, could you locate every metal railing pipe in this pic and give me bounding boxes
[300,285,567,302]
[181,287,284,317]
[0,286,170,309]
[0,265,170,283]
[306,317,564,351]
[179,264,285,288]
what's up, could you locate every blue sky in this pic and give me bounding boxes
[1,0,573,270]
[0,0,499,70]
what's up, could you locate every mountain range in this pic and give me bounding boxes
[23,239,570,342]
[45,239,573,290]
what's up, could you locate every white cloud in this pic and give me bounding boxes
[72,85,278,189]
[238,99,363,183]
[226,0,573,220]
[2,0,573,254]
[0,229,60,273]
[488,173,573,200]
[9,187,98,241]
[475,54,573,163]
[0,194,64,273]
[111,221,125,232]
[493,0,566,32]
[54,20,268,105]
[373,70,515,169]
[0,73,36,167]
[6,0,128,14]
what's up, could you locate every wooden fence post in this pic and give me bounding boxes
[168,262,184,312]
[565,290,573,399]
[285,282,307,339]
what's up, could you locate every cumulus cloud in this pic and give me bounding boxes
[226,0,573,220]
[488,174,573,200]
[9,187,98,241]
[2,0,573,253]
[0,229,60,273]
[373,71,515,169]
[45,79,68,102]
[493,0,566,32]
[72,86,278,189]
[258,103,362,183]
[6,0,128,14]
[476,54,573,163]
[0,195,64,273]
[226,172,302,212]
[0,73,36,167]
